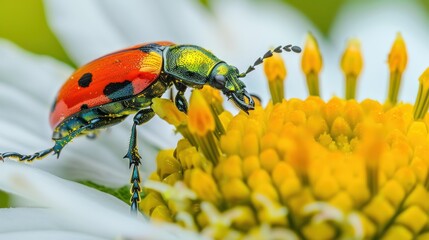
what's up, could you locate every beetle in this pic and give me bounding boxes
[0,41,301,213]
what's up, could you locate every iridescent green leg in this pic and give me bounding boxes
[124,108,155,214]
[0,125,88,162]
[174,81,188,113]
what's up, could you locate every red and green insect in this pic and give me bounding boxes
[0,41,301,213]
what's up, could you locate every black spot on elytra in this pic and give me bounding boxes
[80,104,89,110]
[78,73,93,88]
[103,80,134,101]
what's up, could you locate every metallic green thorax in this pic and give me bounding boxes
[163,45,222,87]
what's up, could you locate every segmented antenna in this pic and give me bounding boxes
[238,44,302,78]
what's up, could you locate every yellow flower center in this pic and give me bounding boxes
[142,33,429,240]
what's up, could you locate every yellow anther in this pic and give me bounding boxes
[151,98,187,127]
[188,90,215,136]
[242,156,261,178]
[388,33,407,73]
[382,225,413,240]
[214,155,242,180]
[387,33,408,105]
[263,51,287,104]
[140,191,165,215]
[259,148,280,173]
[396,206,428,234]
[341,39,363,99]
[363,196,395,225]
[220,179,250,204]
[302,33,323,96]
[187,90,221,163]
[150,205,172,221]
[156,149,182,180]
[189,169,221,205]
[302,33,323,75]
[341,39,363,76]
[200,85,225,137]
[413,67,429,119]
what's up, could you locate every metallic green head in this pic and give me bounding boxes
[208,62,254,112]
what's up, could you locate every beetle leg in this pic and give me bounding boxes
[86,131,98,140]
[0,125,88,162]
[0,148,54,162]
[123,108,155,214]
[175,92,188,113]
[173,81,188,113]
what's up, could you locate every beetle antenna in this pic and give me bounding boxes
[238,44,302,78]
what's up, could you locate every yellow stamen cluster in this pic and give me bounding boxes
[142,34,429,239]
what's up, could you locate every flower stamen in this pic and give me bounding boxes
[413,67,429,120]
[263,50,287,104]
[341,39,363,99]
[301,33,323,96]
[387,33,408,106]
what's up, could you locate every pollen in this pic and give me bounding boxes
[141,33,429,239]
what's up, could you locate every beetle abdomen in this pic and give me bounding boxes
[49,42,174,129]
[52,76,170,140]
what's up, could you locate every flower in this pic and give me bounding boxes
[142,34,429,239]
[0,0,311,238]
[1,0,429,239]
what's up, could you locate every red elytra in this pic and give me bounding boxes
[49,41,174,129]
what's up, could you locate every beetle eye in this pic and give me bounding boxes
[232,67,239,74]
[213,75,226,89]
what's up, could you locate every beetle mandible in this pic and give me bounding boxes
[0,41,301,213]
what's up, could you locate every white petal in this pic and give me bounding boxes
[331,1,429,103]
[0,208,106,239]
[0,162,202,240]
[43,0,127,65]
[96,0,221,47]
[43,0,220,60]
[0,230,106,240]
